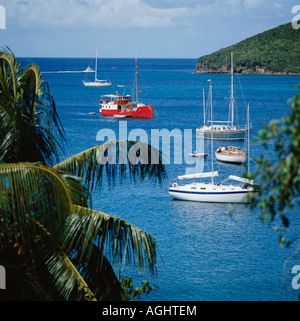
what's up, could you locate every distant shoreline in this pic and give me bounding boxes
[194,69,300,76]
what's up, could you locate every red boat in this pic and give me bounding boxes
[99,58,153,119]
[99,94,153,118]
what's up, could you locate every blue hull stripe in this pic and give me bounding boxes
[169,189,248,195]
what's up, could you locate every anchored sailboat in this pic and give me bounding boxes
[83,51,112,87]
[196,52,250,140]
[168,81,254,203]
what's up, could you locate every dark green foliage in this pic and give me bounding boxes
[0,47,65,165]
[120,276,159,301]
[196,23,300,74]
[246,86,300,246]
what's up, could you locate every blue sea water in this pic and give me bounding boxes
[20,57,300,301]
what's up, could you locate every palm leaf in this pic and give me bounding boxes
[0,46,18,99]
[64,205,158,274]
[46,253,97,301]
[0,163,72,246]
[20,62,65,162]
[0,47,65,165]
[54,140,166,191]
[0,163,159,300]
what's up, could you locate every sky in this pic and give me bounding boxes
[0,0,298,58]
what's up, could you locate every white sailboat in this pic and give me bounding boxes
[196,52,250,141]
[83,51,112,87]
[168,81,254,203]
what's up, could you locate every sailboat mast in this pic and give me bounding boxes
[135,58,138,103]
[230,51,234,127]
[95,50,97,82]
[210,82,214,184]
[203,88,206,124]
[247,103,250,172]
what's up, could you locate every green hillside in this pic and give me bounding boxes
[195,23,300,74]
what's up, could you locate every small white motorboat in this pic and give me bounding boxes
[83,66,94,73]
[189,151,208,158]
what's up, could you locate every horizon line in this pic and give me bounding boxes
[18,56,198,59]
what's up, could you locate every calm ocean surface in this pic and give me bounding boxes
[20,57,300,301]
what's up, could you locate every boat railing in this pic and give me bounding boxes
[207,121,252,131]
[235,123,252,130]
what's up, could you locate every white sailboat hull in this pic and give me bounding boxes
[169,183,252,203]
[215,152,247,164]
[196,126,248,140]
[83,81,112,87]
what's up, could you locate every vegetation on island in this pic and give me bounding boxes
[0,47,165,301]
[196,23,300,75]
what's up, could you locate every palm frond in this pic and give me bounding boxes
[54,140,166,191]
[0,163,159,300]
[46,253,96,301]
[67,242,124,301]
[64,205,158,274]
[0,47,65,165]
[0,163,73,245]
[0,46,19,99]
[20,62,65,163]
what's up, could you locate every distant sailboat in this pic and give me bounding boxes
[196,52,250,140]
[83,51,112,87]
[168,81,254,203]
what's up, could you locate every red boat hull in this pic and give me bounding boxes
[100,105,153,118]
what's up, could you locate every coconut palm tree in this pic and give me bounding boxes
[0,48,166,300]
[0,47,65,164]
